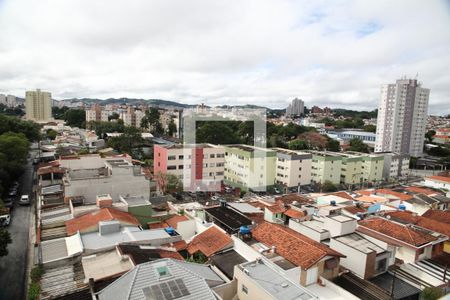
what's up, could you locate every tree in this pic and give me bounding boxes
[347,138,369,153]
[0,114,41,141]
[363,124,376,133]
[141,108,164,135]
[288,139,308,150]
[167,118,177,137]
[0,227,12,257]
[108,112,120,121]
[425,130,436,143]
[52,106,69,119]
[154,171,182,194]
[45,129,58,140]
[321,180,338,192]
[420,287,444,300]
[196,122,241,144]
[107,126,144,158]
[64,109,86,128]
[326,139,340,152]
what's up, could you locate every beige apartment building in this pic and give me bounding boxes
[25,89,52,122]
[273,148,312,188]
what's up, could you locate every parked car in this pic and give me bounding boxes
[0,209,11,227]
[3,198,13,209]
[8,188,18,197]
[19,194,30,206]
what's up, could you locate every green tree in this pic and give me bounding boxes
[108,112,120,121]
[52,106,69,119]
[0,114,41,141]
[107,126,144,158]
[420,287,444,300]
[196,122,241,144]
[347,138,369,153]
[425,130,436,143]
[288,139,309,150]
[141,108,164,135]
[167,118,177,137]
[322,180,338,192]
[64,109,86,128]
[326,139,340,152]
[45,129,58,140]
[363,124,376,133]
[0,227,12,257]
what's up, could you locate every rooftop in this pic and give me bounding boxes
[227,202,263,214]
[119,195,151,207]
[333,232,385,254]
[384,210,450,237]
[422,209,450,225]
[165,215,190,229]
[40,233,83,264]
[357,217,438,248]
[426,175,450,183]
[82,250,134,282]
[238,260,318,300]
[205,204,252,231]
[187,226,232,257]
[117,244,184,265]
[97,259,224,300]
[210,249,247,279]
[65,208,140,236]
[252,222,344,269]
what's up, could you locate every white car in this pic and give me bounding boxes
[0,214,10,226]
[19,194,30,206]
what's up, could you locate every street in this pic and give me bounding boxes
[0,154,34,300]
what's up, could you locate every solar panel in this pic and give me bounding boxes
[144,279,190,300]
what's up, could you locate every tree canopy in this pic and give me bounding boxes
[0,114,40,141]
[64,109,86,128]
[347,138,370,153]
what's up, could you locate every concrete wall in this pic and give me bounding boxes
[234,266,273,300]
[330,238,368,278]
[288,219,328,242]
[231,236,262,262]
[323,217,357,237]
[176,219,196,240]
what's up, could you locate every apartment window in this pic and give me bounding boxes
[209,163,215,168]
[216,171,224,176]
[299,167,302,171]
[168,155,176,160]
[203,163,208,168]
[178,155,184,160]
[210,154,215,158]
[217,163,224,167]
[167,165,176,170]
[178,165,184,170]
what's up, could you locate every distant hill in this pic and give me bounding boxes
[55,97,195,108]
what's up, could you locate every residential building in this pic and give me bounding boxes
[327,130,376,147]
[381,152,410,180]
[357,217,446,264]
[273,148,312,188]
[0,94,16,107]
[205,201,252,234]
[25,89,52,122]
[85,104,110,122]
[187,225,233,258]
[120,106,145,128]
[432,128,450,145]
[308,151,342,185]
[423,175,450,191]
[224,145,276,191]
[375,78,429,157]
[154,143,225,191]
[285,98,304,117]
[234,259,318,300]
[333,153,363,185]
[346,152,384,183]
[96,258,225,300]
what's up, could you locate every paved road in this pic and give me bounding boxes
[0,154,34,300]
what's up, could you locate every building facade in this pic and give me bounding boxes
[273,148,312,188]
[0,94,16,107]
[154,144,225,191]
[308,151,342,185]
[224,145,276,191]
[381,152,410,180]
[25,89,52,122]
[375,79,429,157]
[346,152,384,183]
[285,98,304,117]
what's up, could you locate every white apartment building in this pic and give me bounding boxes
[381,152,410,180]
[0,94,17,107]
[285,98,304,117]
[25,89,52,122]
[375,78,429,157]
[273,148,312,188]
[85,105,111,123]
[120,107,145,128]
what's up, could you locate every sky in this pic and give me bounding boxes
[0,0,449,114]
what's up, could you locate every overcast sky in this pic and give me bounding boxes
[0,0,449,114]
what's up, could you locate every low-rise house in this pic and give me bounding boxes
[39,232,84,266]
[422,209,450,224]
[423,175,450,191]
[82,249,134,282]
[96,258,225,300]
[251,222,344,286]
[65,207,141,236]
[187,226,233,259]
[357,217,446,263]
[205,201,252,234]
[234,259,319,300]
[164,214,196,240]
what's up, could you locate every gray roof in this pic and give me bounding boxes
[41,238,68,263]
[239,260,318,300]
[333,232,385,254]
[97,259,224,300]
[228,202,263,214]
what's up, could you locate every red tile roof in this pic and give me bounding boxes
[266,203,286,214]
[163,240,188,251]
[375,189,413,201]
[148,222,166,229]
[37,166,65,176]
[405,186,439,196]
[156,249,184,260]
[284,209,306,219]
[343,206,367,215]
[331,191,354,200]
[65,208,140,236]
[165,215,189,229]
[385,211,450,237]
[422,210,450,225]
[426,176,450,184]
[357,217,438,248]
[252,222,344,270]
[187,226,232,257]
[275,194,312,205]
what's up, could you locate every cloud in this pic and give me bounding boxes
[0,0,449,114]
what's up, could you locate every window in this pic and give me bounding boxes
[178,165,184,170]
[210,154,215,158]
[242,284,248,294]
[178,155,184,160]
[209,163,215,167]
[167,165,176,170]
[216,171,224,176]
[168,155,176,160]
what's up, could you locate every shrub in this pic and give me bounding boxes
[28,282,40,300]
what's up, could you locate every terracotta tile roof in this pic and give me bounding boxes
[357,217,438,247]
[187,226,232,257]
[275,194,312,205]
[65,208,140,236]
[248,201,269,209]
[331,191,354,200]
[354,195,386,203]
[385,211,450,237]
[147,222,166,229]
[37,166,65,176]
[156,249,184,260]
[266,203,286,214]
[426,176,450,184]
[355,189,372,196]
[284,209,306,219]
[165,215,189,229]
[405,186,439,196]
[343,206,367,215]
[422,210,450,225]
[375,189,413,201]
[246,213,265,225]
[163,240,188,251]
[252,222,344,270]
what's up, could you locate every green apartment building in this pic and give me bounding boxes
[224,145,276,191]
[308,151,342,185]
[347,152,384,183]
[333,153,363,185]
